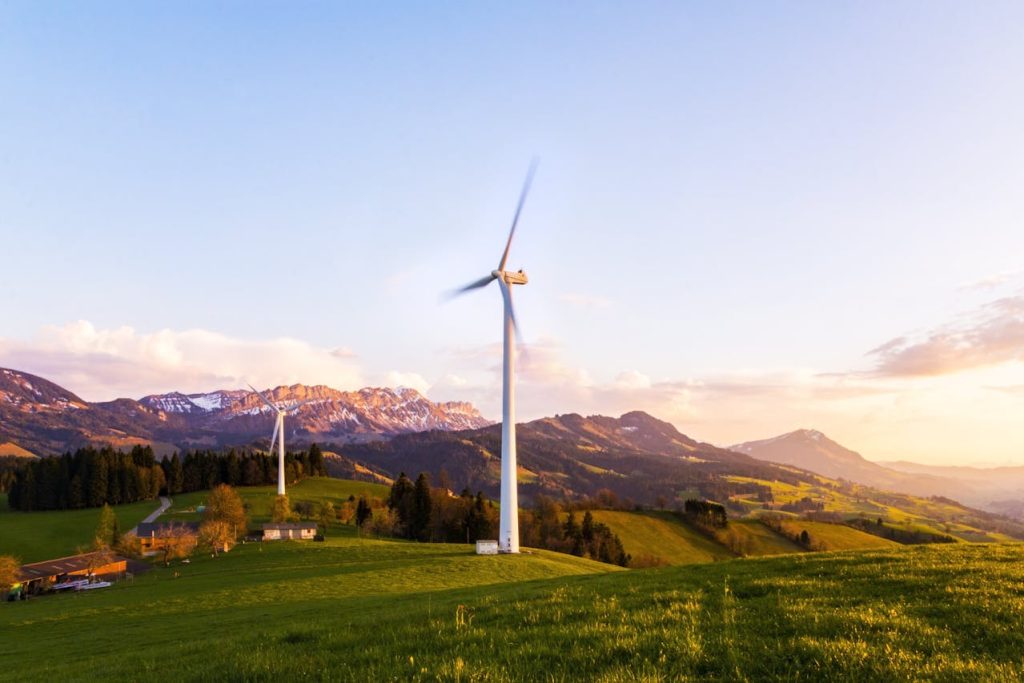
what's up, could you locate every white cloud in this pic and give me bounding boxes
[384,370,431,395]
[0,321,365,401]
[959,270,1022,291]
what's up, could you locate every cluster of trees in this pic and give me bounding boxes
[520,496,630,567]
[7,446,167,511]
[776,496,826,514]
[163,446,326,495]
[6,445,328,511]
[358,472,497,543]
[682,499,729,530]
[358,474,629,567]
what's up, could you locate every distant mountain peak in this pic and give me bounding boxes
[0,369,492,456]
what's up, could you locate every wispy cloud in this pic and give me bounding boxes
[958,270,1023,291]
[868,295,1024,377]
[0,321,365,401]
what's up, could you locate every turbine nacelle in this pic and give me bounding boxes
[493,269,528,286]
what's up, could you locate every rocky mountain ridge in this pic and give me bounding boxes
[0,367,490,456]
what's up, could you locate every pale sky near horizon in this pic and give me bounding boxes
[3,3,1024,465]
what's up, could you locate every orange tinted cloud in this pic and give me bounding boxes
[870,295,1024,376]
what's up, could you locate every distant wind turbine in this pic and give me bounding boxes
[448,161,537,554]
[248,385,307,496]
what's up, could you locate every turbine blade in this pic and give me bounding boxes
[498,279,525,348]
[248,384,278,412]
[268,416,281,454]
[444,273,497,300]
[497,159,538,272]
[286,399,311,415]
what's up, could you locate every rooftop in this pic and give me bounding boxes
[19,552,127,581]
[136,521,201,536]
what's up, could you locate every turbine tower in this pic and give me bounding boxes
[450,162,536,554]
[248,385,305,496]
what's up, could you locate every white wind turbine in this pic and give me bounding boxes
[449,162,537,554]
[248,385,306,496]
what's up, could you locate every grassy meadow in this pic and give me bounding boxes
[0,493,159,563]
[576,510,734,565]
[3,531,1024,680]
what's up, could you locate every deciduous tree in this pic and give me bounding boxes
[199,520,235,556]
[204,484,248,537]
[0,555,21,595]
[271,494,294,523]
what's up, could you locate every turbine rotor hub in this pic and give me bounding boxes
[496,269,528,285]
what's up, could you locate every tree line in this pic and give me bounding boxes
[355,472,499,544]
[358,473,629,567]
[5,444,328,512]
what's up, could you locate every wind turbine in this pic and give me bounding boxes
[449,162,537,554]
[248,385,306,496]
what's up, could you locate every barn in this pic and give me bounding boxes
[16,552,129,596]
[262,522,318,540]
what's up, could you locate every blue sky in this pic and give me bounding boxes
[3,3,1024,463]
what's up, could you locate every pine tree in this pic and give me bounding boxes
[388,473,415,534]
[412,473,433,541]
[308,443,325,476]
[582,510,595,544]
[355,497,372,528]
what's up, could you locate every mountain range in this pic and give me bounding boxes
[0,367,490,457]
[4,366,1023,519]
[730,429,1024,513]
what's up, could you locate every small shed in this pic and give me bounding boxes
[476,540,499,555]
[263,522,318,540]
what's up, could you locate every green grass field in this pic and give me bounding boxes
[0,494,160,563]
[3,532,1024,680]
[729,519,804,555]
[776,519,900,551]
[580,510,734,565]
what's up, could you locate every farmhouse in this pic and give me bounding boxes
[15,552,129,596]
[136,521,201,553]
[263,522,317,540]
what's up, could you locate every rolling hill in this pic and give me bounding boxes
[731,429,966,499]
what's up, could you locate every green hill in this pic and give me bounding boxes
[769,518,900,551]
[729,519,805,555]
[578,510,734,565]
[3,533,1023,680]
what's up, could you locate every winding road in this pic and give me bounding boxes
[128,496,172,535]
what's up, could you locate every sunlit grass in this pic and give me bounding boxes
[4,541,1024,680]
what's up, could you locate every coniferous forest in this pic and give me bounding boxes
[5,444,328,511]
